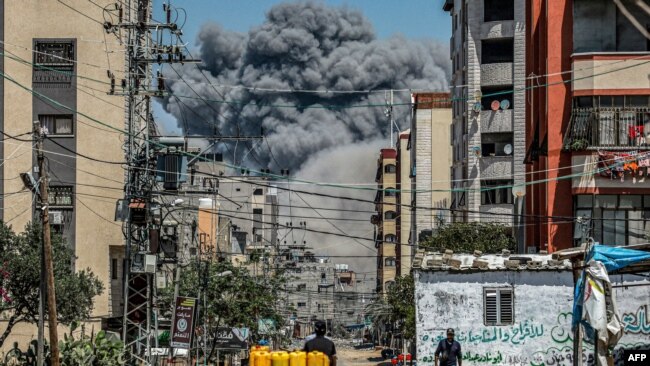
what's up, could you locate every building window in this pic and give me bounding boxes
[49,186,73,207]
[385,257,396,267]
[384,188,397,198]
[481,180,513,205]
[297,302,306,308]
[296,283,306,291]
[574,195,650,246]
[384,211,398,220]
[481,38,514,64]
[484,0,514,22]
[253,188,263,195]
[481,133,513,157]
[384,234,397,243]
[39,115,73,136]
[384,164,397,173]
[34,41,74,70]
[111,258,118,280]
[484,288,514,325]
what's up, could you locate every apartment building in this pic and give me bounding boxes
[444,0,527,248]
[409,93,452,246]
[372,148,398,293]
[0,0,126,347]
[528,0,650,251]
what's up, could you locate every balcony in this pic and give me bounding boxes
[481,63,513,87]
[564,107,650,150]
[480,20,515,40]
[480,156,513,178]
[480,109,513,133]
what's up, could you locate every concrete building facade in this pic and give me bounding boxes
[527,0,650,251]
[0,0,126,349]
[444,0,527,243]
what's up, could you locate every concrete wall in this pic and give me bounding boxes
[415,270,650,365]
[573,58,650,92]
[398,134,412,275]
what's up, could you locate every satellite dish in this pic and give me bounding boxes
[490,100,500,111]
[473,102,482,113]
[500,99,510,110]
[503,144,513,155]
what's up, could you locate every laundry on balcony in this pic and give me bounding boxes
[597,151,650,182]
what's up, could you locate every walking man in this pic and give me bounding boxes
[434,328,462,366]
[304,321,337,366]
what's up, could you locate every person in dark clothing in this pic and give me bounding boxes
[435,328,462,366]
[304,321,337,366]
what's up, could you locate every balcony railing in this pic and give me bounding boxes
[564,107,650,150]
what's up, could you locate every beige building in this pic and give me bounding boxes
[0,0,126,349]
[372,148,398,294]
[409,93,452,244]
[396,131,412,276]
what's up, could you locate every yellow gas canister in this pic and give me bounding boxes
[290,351,307,366]
[323,353,330,366]
[257,351,271,366]
[308,351,325,366]
[250,351,259,366]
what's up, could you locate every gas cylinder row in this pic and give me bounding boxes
[250,347,330,366]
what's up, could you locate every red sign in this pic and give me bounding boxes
[171,297,197,349]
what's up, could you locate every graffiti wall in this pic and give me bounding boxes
[415,270,650,366]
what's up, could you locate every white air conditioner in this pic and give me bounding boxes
[144,254,157,274]
[50,211,63,225]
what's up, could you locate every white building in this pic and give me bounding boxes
[414,252,650,365]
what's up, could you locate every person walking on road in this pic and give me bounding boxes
[434,328,462,366]
[304,320,337,366]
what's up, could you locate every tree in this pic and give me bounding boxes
[386,275,415,342]
[420,222,516,253]
[0,222,104,348]
[159,259,286,358]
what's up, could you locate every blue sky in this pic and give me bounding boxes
[153,0,451,134]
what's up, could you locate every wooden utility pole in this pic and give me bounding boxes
[34,121,60,366]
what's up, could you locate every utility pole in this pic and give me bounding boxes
[386,90,394,148]
[34,121,60,366]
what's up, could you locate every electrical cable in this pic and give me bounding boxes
[45,136,127,165]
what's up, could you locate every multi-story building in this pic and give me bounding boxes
[373,148,398,294]
[528,0,650,251]
[396,131,412,276]
[0,0,126,348]
[444,0,527,249]
[409,93,452,245]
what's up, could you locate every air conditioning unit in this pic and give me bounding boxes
[144,254,157,273]
[50,211,63,225]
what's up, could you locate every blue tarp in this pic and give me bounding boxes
[572,245,650,332]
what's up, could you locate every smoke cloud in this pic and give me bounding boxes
[161,1,450,275]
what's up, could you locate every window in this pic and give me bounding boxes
[484,288,514,325]
[384,234,397,243]
[385,257,396,267]
[481,180,513,205]
[384,188,397,198]
[574,195,650,246]
[384,211,398,220]
[384,164,397,173]
[481,39,514,64]
[111,258,118,280]
[481,133,513,157]
[484,0,514,22]
[34,41,74,69]
[297,302,307,308]
[296,284,306,291]
[49,186,73,207]
[253,188,263,195]
[39,115,73,135]
[481,86,513,110]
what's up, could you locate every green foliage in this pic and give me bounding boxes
[420,222,516,253]
[59,321,124,366]
[0,222,104,347]
[159,260,286,343]
[386,275,416,341]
